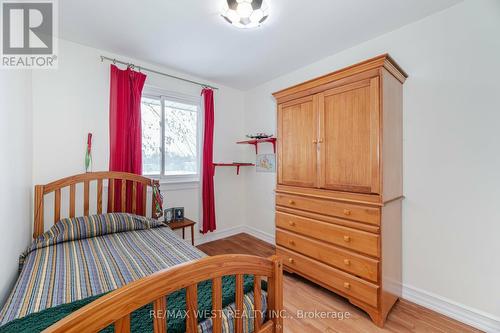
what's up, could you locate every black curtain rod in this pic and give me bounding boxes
[100,55,218,90]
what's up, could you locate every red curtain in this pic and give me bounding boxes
[201,88,216,233]
[108,64,147,214]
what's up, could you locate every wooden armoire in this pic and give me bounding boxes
[273,54,407,327]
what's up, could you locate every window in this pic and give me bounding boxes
[141,88,200,182]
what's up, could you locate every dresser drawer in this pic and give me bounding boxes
[277,247,378,307]
[276,193,380,225]
[276,212,380,257]
[276,229,378,282]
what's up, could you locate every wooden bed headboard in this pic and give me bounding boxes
[34,172,160,239]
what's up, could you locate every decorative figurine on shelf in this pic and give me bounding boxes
[164,208,174,223]
[85,133,92,173]
[174,207,185,221]
[246,133,273,139]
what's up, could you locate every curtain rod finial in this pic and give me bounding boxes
[100,55,104,62]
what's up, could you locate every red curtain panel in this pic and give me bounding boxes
[201,88,216,233]
[108,64,147,214]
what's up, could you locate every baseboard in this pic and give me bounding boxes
[193,225,247,245]
[243,226,275,244]
[194,225,275,246]
[403,284,500,332]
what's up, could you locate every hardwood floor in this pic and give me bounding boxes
[198,233,482,333]
[198,233,276,257]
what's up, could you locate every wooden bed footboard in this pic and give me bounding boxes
[43,254,284,333]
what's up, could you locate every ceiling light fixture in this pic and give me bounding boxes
[221,0,269,29]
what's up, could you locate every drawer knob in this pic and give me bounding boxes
[343,259,351,266]
[288,200,295,205]
[343,282,351,289]
[288,258,294,264]
[312,139,318,144]
[289,221,296,227]
[343,209,351,216]
[343,235,351,242]
[288,240,295,246]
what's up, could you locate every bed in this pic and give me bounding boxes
[0,172,283,333]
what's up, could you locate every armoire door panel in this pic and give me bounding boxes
[319,78,380,194]
[278,96,318,187]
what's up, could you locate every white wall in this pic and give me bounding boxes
[12,0,500,328]
[32,39,247,243]
[243,0,500,326]
[0,70,33,304]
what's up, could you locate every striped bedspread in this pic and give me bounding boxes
[0,213,266,332]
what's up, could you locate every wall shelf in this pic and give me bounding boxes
[236,137,276,154]
[213,163,255,175]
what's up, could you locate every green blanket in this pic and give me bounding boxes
[0,275,265,333]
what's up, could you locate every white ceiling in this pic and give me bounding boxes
[60,0,461,90]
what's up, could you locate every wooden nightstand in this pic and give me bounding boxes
[168,218,196,245]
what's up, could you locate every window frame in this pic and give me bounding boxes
[141,86,202,184]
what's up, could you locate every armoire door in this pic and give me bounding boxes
[277,95,318,187]
[318,77,380,194]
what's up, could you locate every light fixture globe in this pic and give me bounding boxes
[221,0,269,29]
